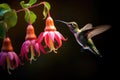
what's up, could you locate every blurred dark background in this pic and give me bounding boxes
[0,0,116,80]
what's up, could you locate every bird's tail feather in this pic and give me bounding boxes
[84,46,102,57]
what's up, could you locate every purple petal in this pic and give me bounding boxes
[7,52,14,60]
[20,40,31,60]
[0,52,7,69]
[10,52,20,68]
[32,41,40,56]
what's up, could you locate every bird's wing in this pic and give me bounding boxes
[80,23,93,32]
[87,25,111,39]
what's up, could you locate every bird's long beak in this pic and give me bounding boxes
[56,20,72,29]
[56,20,68,24]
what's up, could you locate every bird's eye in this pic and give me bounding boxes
[72,23,76,28]
[73,24,76,26]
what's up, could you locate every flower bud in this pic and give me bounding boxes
[1,37,13,51]
[44,16,56,31]
[25,24,37,40]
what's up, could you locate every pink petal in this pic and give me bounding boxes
[48,31,55,42]
[44,33,50,47]
[32,40,47,56]
[43,31,48,37]
[34,42,40,56]
[34,38,47,54]
[55,31,67,41]
[37,32,44,43]
[54,33,62,48]
[39,43,47,54]
[24,51,29,61]
[22,41,31,53]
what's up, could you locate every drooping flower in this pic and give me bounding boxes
[0,37,20,74]
[20,24,46,63]
[37,16,67,53]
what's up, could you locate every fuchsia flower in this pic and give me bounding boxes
[0,37,20,74]
[20,24,46,63]
[37,16,67,53]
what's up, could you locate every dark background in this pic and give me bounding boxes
[0,0,116,80]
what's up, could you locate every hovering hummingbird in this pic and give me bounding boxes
[56,20,111,57]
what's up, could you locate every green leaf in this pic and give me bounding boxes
[20,1,31,8]
[42,2,51,19]
[25,10,37,24]
[0,3,11,18]
[0,3,11,10]
[20,0,37,8]
[43,2,51,11]
[0,3,17,38]
[43,6,48,19]
[4,10,17,29]
[20,0,37,24]
[0,22,6,39]
[29,0,37,5]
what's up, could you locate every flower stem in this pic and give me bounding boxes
[0,21,8,37]
[48,12,51,17]
[25,8,31,24]
[3,22,9,37]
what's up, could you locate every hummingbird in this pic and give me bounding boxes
[56,20,111,57]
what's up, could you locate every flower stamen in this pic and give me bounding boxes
[30,44,36,64]
[6,55,14,74]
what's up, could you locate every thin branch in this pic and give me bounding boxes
[16,2,43,13]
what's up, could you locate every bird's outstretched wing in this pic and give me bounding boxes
[87,25,111,39]
[80,23,93,32]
